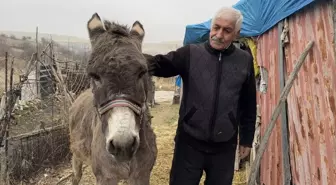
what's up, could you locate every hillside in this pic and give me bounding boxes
[0,30,89,44]
[0,33,90,94]
[143,41,182,55]
[0,31,182,95]
[0,30,183,54]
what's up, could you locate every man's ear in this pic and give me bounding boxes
[235,29,241,38]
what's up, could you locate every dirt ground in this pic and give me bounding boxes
[25,91,248,185]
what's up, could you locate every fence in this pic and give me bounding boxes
[5,124,69,184]
[0,38,89,184]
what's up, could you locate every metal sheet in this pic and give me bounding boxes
[284,1,336,185]
[256,25,283,185]
[255,1,336,185]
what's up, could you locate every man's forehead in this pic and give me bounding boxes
[213,17,235,29]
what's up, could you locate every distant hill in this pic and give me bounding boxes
[0,30,184,55]
[0,31,182,94]
[143,41,183,55]
[0,30,90,44]
[0,30,183,45]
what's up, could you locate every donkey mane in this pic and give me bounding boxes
[103,20,130,37]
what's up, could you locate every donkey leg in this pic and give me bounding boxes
[95,177,119,185]
[71,156,83,185]
[129,173,150,185]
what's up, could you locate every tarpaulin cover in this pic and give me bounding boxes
[183,0,315,45]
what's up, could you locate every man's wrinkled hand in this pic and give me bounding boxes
[239,146,251,159]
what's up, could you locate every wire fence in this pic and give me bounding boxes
[0,36,89,184]
[5,123,69,184]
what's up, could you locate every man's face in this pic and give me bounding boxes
[209,17,238,50]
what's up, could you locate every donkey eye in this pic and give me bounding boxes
[89,72,101,82]
[138,70,146,79]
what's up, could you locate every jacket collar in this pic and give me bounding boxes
[204,40,236,56]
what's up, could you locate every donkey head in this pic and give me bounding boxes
[86,13,148,162]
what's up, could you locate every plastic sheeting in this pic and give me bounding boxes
[183,0,315,45]
[183,20,211,45]
[175,76,182,87]
[234,0,314,36]
[241,38,260,77]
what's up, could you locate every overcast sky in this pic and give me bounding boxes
[0,0,239,43]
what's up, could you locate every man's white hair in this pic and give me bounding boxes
[211,7,243,32]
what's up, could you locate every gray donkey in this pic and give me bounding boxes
[68,13,157,185]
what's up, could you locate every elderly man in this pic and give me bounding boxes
[146,6,256,185]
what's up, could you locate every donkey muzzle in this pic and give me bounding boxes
[107,133,139,161]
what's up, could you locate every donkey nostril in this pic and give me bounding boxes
[131,136,137,152]
[108,140,116,154]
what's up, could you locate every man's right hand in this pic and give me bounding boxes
[239,145,251,159]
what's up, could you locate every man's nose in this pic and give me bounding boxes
[216,30,224,38]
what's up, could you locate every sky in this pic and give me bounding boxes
[0,0,239,43]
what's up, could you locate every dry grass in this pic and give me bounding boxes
[153,77,176,91]
[147,103,180,184]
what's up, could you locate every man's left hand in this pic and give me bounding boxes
[239,146,251,159]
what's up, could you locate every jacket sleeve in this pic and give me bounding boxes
[239,55,257,147]
[144,45,190,77]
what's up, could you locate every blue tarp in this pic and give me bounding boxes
[183,0,315,46]
[175,76,182,87]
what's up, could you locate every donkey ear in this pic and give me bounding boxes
[87,13,105,43]
[130,21,145,42]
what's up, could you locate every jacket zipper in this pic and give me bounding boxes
[209,52,223,141]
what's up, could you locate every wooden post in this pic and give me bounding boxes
[0,53,37,144]
[247,41,314,185]
[35,27,40,99]
[234,132,240,171]
[0,52,8,184]
[278,21,292,185]
[179,80,183,103]
[247,105,261,184]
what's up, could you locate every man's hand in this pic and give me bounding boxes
[239,146,251,159]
